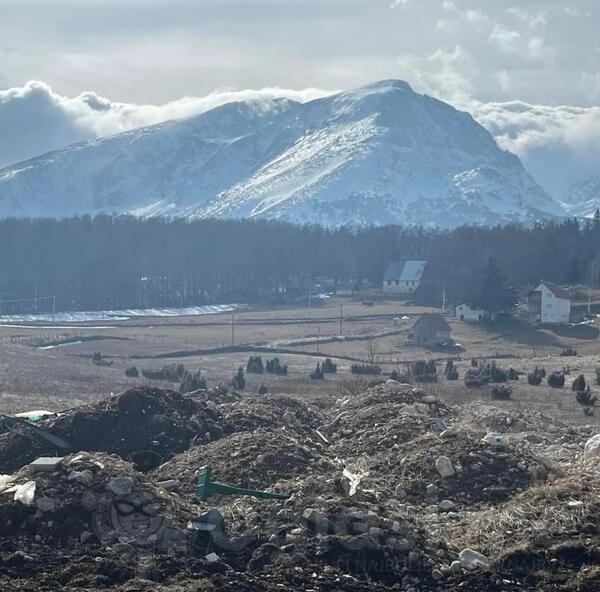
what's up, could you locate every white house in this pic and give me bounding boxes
[383,260,427,294]
[527,281,570,324]
[455,303,485,322]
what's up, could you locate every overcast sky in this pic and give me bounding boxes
[1,0,599,195]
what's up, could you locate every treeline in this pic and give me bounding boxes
[0,214,599,313]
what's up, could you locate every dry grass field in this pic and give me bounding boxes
[1,297,599,426]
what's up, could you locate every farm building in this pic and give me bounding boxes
[383,260,427,295]
[455,303,486,322]
[408,313,451,346]
[527,281,570,325]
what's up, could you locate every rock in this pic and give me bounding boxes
[450,560,462,575]
[368,527,385,538]
[583,434,600,461]
[435,456,455,478]
[481,434,509,447]
[438,500,455,512]
[432,568,444,580]
[205,552,220,563]
[29,457,64,473]
[459,548,490,570]
[68,470,94,486]
[35,496,56,512]
[107,476,134,496]
[394,484,407,499]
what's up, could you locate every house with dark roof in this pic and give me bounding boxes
[408,313,451,346]
[383,260,427,295]
[527,281,570,324]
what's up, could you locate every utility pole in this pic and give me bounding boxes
[339,304,344,335]
[52,296,56,324]
[317,324,320,353]
[179,291,183,317]
[442,287,447,313]
[231,309,235,346]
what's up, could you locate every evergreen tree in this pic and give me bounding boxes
[472,257,517,315]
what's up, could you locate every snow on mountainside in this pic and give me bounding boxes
[0,80,564,227]
[563,174,600,217]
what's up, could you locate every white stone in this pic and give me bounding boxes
[459,548,490,570]
[29,457,63,473]
[205,552,220,563]
[36,496,56,512]
[481,434,508,447]
[450,560,463,575]
[435,456,455,478]
[583,434,600,461]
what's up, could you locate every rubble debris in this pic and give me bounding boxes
[0,381,599,591]
[583,433,600,460]
[29,456,64,473]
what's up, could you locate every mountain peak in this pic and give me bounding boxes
[0,80,563,226]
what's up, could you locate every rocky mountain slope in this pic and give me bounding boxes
[564,174,600,217]
[0,80,564,227]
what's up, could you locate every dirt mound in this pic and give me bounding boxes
[370,427,551,507]
[155,428,331,496]
[326,381,453,455]
[0,387,228,473]
[220,393,325,434]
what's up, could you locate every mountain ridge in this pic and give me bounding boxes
[0,80,565,227]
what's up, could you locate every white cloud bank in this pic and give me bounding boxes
[0,81,331,168]
[1,80,599,198]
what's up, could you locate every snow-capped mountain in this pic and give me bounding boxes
[0,80,564,227]
[563,174,600,218]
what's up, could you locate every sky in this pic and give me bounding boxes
[1,0,599,196]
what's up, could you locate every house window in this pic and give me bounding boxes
[395,280,399,286]
[387,280,392,285]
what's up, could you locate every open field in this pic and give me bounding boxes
[1,297,600,426]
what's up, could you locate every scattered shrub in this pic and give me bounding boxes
[246,356,264,374]
[464,368,483,388]
[231,367,246,390]
[596,367,600,386]
[92,351,113,367]
[322,358,337,373]
[527,367,544,385]
[310,363,324,380]
[444,360,459,380]
[572,374,586,392]
[560,347,578,357]
[576,388,597,408]
[125,366,139,377]
[257,384,269,395]
[491,384,512,400]
[265,357,288,375]
[489,362,508,383]
[142,364,185,381]
[179,370,207,394]
[508,368,519,381]
[471,358,479,368]
[351,363,381,375]
[547,372,565,388]
[413,359,437,382]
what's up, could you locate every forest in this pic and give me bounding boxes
[0,213,599,314]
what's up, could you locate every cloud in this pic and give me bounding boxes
[467,99,600,195]
[0,81,332,168]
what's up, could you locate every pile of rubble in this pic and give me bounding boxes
[0,381,599,591]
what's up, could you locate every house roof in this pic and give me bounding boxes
[384,260,427,282]
[399,260,427,282]
[532,281,570,300]
[383,261,404,281]
[412,313,451,332]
